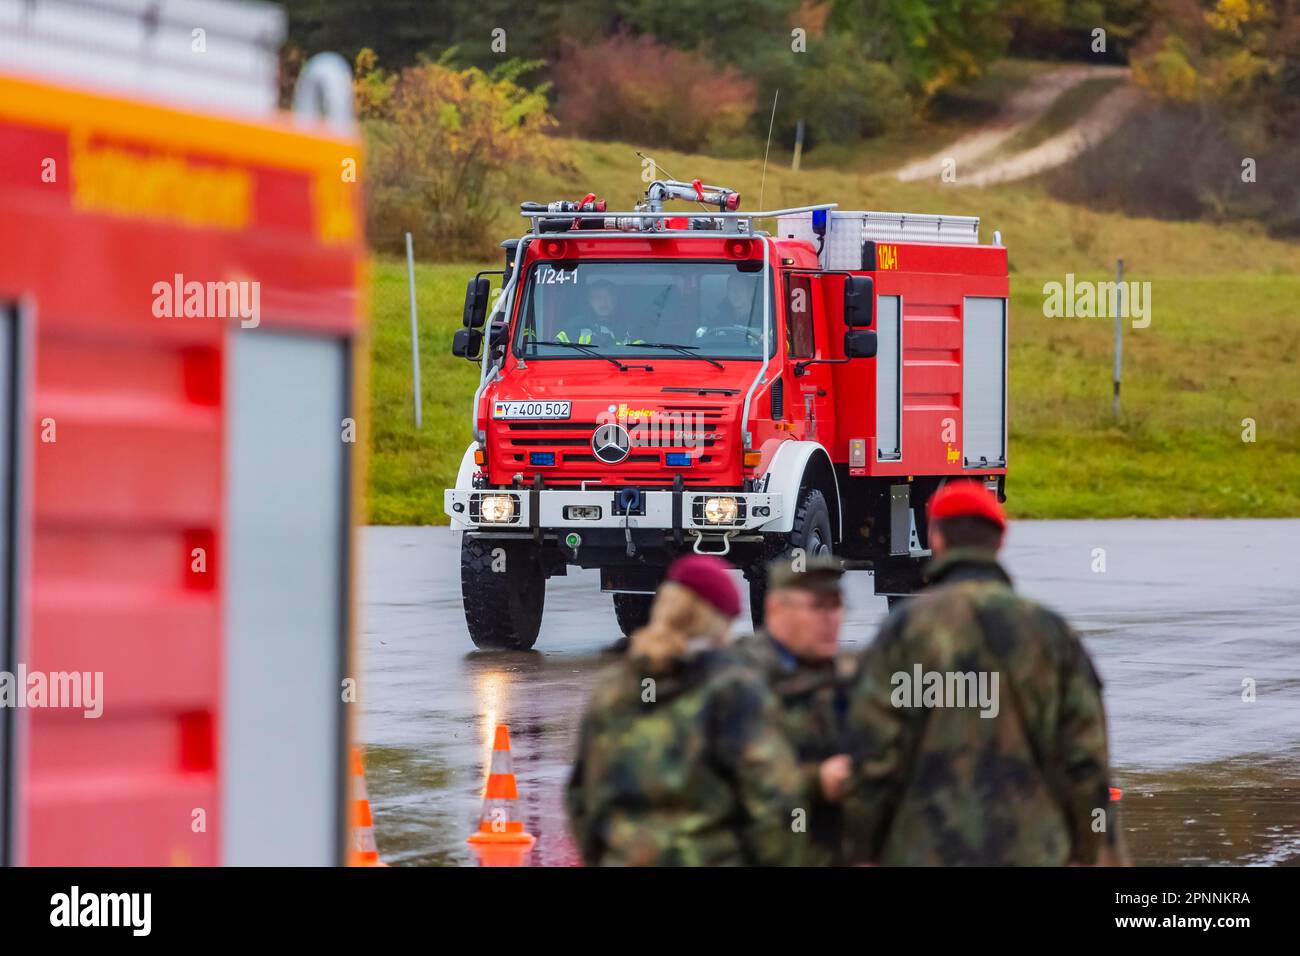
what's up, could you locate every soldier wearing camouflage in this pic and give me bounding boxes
[734,554,856,866]
[566,555,806,866]
[842,482,1124,866]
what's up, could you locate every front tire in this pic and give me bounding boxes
[460,536,545,650]
[612,592,655,638]
[748,488,834,628]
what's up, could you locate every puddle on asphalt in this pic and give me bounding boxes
[367,745,1300,866]
[1118,756,1300,866]
[361,745,465,867]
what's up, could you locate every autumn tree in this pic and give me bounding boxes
[357,51,559,258]
[1133,0,1300,137]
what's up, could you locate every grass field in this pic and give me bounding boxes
[368,260,1300,524]
[369,260,488,524]
[365,66,1300,525]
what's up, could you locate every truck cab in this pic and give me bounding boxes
[446,183,1008,649]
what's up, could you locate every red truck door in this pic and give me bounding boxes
[782,272,836,452]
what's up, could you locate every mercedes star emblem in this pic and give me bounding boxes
[592,422,631,464]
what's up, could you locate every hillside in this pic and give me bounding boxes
[367,65,1300,525]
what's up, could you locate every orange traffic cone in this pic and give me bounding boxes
[473,843,532,867]
[467,724,535,847]
[349,746,387,866]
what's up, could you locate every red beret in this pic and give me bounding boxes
[666,554,742,619]
[928,481,1007,530]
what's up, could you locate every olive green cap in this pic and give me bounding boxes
[767,553,844,593]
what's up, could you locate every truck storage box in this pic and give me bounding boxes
[778,210,981,270]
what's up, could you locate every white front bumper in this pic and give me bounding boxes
[444,488,783,533]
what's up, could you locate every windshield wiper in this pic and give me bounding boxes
[632,343,724,370]
[528,340,651,371]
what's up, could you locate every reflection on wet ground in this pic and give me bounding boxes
[360,520,1300,866]
[1120,760,1300,866]
[363,649,603,867]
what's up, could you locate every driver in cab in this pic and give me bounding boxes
[556,280,645,347]
[704,273,758,345]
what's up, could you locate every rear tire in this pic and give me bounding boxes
[612,592,655,638]
[460,536,545,650]
[749,487,834,629]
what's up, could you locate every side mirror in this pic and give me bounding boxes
[844,275,874,327]
[488,320,510,348]
[452,327,483,360]
[844,329,877,359]
[463,277,491,328]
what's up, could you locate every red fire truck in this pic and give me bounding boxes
[445,180,1008,649]
[0,0,364,864]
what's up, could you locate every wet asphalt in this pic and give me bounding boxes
[358,520,1300,866]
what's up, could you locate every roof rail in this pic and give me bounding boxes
[521,203,838,237]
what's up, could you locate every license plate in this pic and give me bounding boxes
[492,400,571,420]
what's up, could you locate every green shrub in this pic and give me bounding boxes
[793,36,912,146]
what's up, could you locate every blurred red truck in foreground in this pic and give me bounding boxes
[0,0,364,864]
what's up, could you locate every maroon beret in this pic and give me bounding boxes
[665,554,741,619]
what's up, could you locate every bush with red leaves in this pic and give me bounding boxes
[551,32,756,152]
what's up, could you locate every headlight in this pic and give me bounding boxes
[479,494,517,523]
[703,496,739,525]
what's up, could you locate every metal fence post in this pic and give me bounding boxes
[1113,258,1124,420]
[406,232,422,429]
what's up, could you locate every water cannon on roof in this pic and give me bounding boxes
[640,179,741,214]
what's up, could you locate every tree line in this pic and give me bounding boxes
[286,1,1300,253]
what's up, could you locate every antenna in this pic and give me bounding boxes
[636,150,676,182]
[759,89,779,212]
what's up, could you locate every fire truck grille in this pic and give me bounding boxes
[495,406,732,486]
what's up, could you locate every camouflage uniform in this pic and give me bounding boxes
[843,547,1121,866]
[566,646,806,866]
[733,631,856,865]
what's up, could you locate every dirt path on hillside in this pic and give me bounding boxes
[893,64,1137,186]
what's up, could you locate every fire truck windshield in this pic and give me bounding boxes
[513,261,772,361]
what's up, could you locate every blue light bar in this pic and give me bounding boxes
[811,208,828,236]
[665,452,693,467]
[529,452,556,466]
